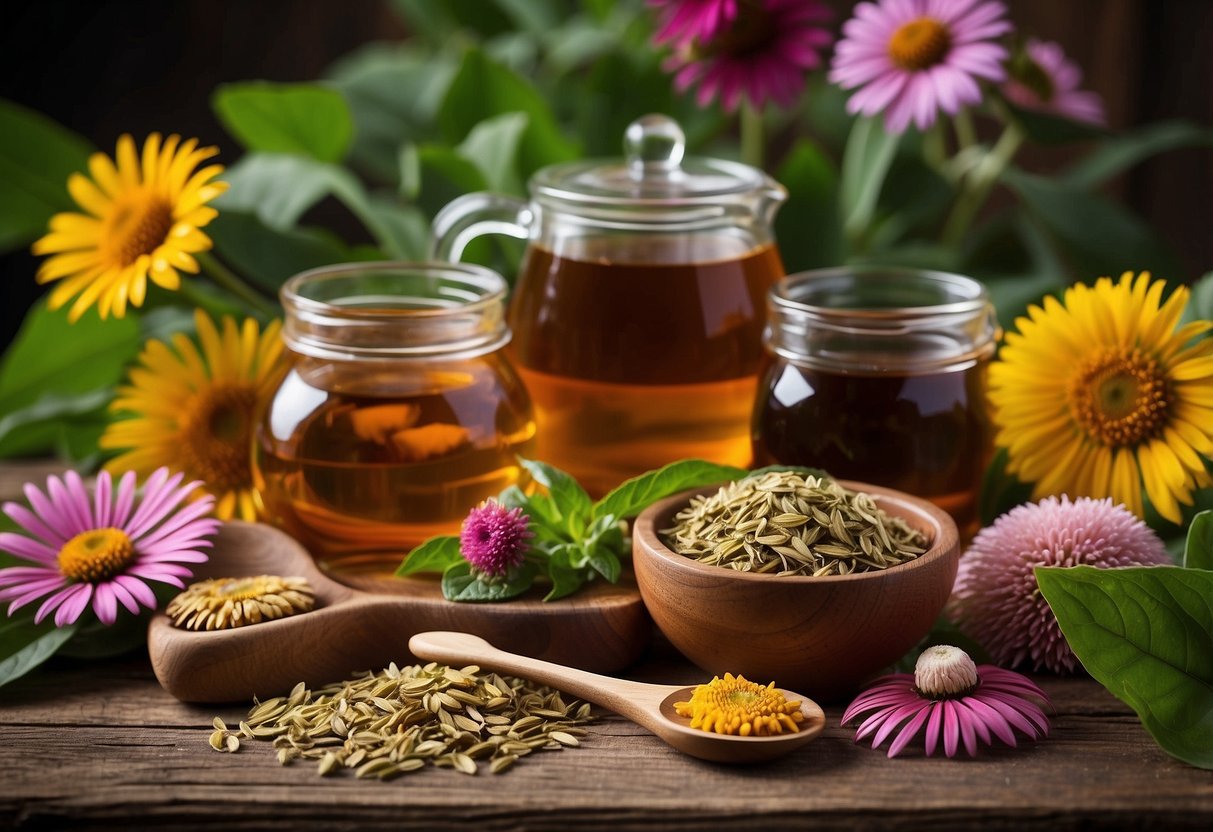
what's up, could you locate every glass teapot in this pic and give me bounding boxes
[431,114,787,495]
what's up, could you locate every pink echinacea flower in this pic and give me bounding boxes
[0,467,219,627]
[1002,38,1106,125]
[459,501,533,577]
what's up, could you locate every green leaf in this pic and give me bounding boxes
[458,111,529,194]
[440,561,536,602]
[1185,511,1213,571]
[1180,273,1213,329]
[774,139,842,272]
[326,44,459,184]
[1063,121,1213,190]
[207,210,369,294]
[0,388,113,459]
[399,144,488,217]
[543,562,585,602]
[840,116,901,243]
[213,82,353,163]
[1003,168,1182,280]
[519,458,592,525]
[216,153,414,257]
[0,98,92,253]
[0,300,139,457]
[438,48,578,178]
[592,459,748,521]
[396,535,463,576]
[1036,565,1213,769]
[978,448,1035,526]
[0,612,78,689]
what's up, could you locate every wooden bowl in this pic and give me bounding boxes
[632,480,960,703]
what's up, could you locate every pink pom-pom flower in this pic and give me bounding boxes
[459,501,533,577]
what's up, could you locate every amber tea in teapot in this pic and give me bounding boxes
[511,236,782,494]
[432,115,787,494]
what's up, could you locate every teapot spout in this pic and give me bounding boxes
[755,180,789,229]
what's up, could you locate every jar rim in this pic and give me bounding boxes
[280,261,511,361]
[282,261,507,318]
[771,267,991,321]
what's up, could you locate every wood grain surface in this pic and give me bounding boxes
[2,643,1211,831]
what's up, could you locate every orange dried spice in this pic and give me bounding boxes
[674,673,804,736]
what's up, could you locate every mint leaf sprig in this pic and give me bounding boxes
[396,458,747,603]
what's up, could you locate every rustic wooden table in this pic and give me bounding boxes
[1,463,1211,830]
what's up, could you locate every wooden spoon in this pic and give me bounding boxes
[148,521,650,703]
[409,630,826,764]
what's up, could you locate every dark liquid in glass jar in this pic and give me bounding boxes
[509,237,784,496]
[751,357,991,533]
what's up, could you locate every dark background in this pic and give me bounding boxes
[1,0,1210,347]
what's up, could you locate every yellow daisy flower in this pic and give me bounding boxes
[990,271,1213,523]
[100,309,284,521]
[33,133,227,322]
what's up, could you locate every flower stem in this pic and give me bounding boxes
[740,101,765,169]
[941,121,1026,248]
[196,252,279,317]
[953,108,977,151]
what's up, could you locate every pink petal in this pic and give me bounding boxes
[124,469,188,538]
[963,696,1018,746]
[111,471,138,530]
[25,481,78,539]
[0,532,58,564]
[93,470,113,529]
[954,701,979,755]
[133,499,217,549]
[55,583,93,627]
[872,700,931,748]
[92,582,118,625]
[942,700,960,757]
[3,501,66,548]
[887,707,932,757]
[107,579,141,615]
[923,702,944,756]
[114,575,157,610]
[1,578,67,611]
[47,475,89,536]
[64,471,97,529]
[0,566,63,587]
[33,585,76,624]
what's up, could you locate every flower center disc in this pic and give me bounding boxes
[701,8,777,59]
[107,192,175,266]
[180,384,258,491]
[58,527,135,582]
[1068,348,1171,447]
[888,17,952,70]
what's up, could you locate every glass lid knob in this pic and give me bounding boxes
[624,114,686,177]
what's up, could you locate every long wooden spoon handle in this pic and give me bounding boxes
[409,630,668,717]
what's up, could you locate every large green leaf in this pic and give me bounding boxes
[774,139,842,272]
[0,612,78,689]
[1036,565,1213,769]
[213,82,354,163]
[1063,121,1213,190]
[0,301,139,457]
[1185,511,1213,571]
[440,561,537,602]
[326,45,459,184]
[0,388,113,459]
[207,210,370,293]
[396,535,463,576]
[0,99,92,252]
[438,48,578,178]
[216,153,413,258]
[399,144,489,217]
[458,112,529,194]
[1003,168,1182,280]
[840,116,901,245]
[592,459,747,521]
[520,458,592,527]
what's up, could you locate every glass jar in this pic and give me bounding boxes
[431,114,786,496]
[751,268,1000,534]
[252,263,536,575]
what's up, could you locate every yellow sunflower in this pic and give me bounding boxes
[990,271,1213,523]
[33,133,226,322]
[100,309,284,520]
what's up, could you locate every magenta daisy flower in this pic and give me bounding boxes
[662,0,835,112]
[0,467,219,627]
[951,496,1170,673]
[459,501,533,577]
[830,0,1012,133]
[843,645,1050,758]
[650,0,738,47]
[1002,38,1105,125]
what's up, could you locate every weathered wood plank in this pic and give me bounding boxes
[2,654,1210,831]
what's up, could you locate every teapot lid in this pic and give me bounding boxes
[530,114,783,220]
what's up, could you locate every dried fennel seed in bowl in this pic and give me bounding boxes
[208,661,593,779]
[661,471,928,576]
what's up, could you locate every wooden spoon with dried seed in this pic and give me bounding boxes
[409,630,826,764]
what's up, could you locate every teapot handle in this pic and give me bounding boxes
[429,193,534,262]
